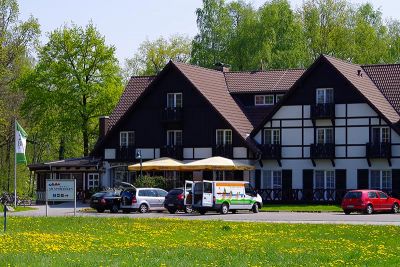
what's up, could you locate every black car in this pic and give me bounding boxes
[90,191,121,213]
[164,188,192,214]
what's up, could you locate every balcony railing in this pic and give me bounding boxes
[213,144,233,158]
[310,143,335,159]
[310,103,335,119]
[116,146,136,161]
[366,142,391,158]
[260,144,281,159]
[160,145,183,160]
[162,107,183,123]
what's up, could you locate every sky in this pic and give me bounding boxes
[18,0,400,66]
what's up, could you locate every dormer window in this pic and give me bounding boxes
[216,129,232,145]
[167,93,182,108]
[255,95,274,106]
[120,131,135,147]
[316,88,333,104]
[276,94,284,103]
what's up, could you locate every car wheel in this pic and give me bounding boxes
[220,203,229,215]
[199,209,206,215]
[344,210,351,215]
[96,208,105,213]
[252,203,259,213]
[184,206,193,213]
[365,204,374,215]
[392,203,399,214]
[167,208,177,214]
[231,209,237,214]
[110,204,119,213]
[139,204,149,213]
[122,209,131,214]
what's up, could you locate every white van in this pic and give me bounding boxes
[184,180,263,215]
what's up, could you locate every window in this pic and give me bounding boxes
[378,191,388,199]
[276,94,284,103]
[255,95,274,106]
[167,130,183,146]
[88,173,99,189]
[316,128,334,144]
[368,191,378,198]
[120,131,135,147]
[314,170,335,200]
[262,170,282,189]
[216,129,232,145]
[371,127,390,143]
[167,93,182,108]
[316,88,334,104]
[263,129,280,145]
[370,170,392,190]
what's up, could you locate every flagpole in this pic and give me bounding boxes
[14,118,17,207]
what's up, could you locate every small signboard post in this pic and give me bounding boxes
[46,179,76,216]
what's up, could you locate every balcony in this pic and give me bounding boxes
[213,145,233,158]
[160,145,183,160]
[310,103,335,122]
[310,143,335,159]
[366,142,391,159]
[116,146,136,161]
[162,107,183,123]
[260,144,281,160]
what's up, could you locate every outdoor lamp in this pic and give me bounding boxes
[136,150,142,179]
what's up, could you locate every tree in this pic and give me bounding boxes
[0,0,39,192]
[21,23,123,157]
[123,34,191,80]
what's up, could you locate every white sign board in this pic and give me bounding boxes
[46,179,75,201]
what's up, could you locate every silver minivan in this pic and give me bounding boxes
[120,187,167,213]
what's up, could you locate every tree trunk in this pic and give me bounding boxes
[82,94,89,156]
[58,138,65,160]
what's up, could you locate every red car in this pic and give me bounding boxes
[341,190,400,215]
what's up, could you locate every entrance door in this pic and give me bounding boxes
[202,180,213,207]
[184,180,193,205]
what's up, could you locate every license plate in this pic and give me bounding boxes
[93,200,98,203]
[168,204,174,207]
[347,205,354,208]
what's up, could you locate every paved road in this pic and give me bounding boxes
[9,203,400,225]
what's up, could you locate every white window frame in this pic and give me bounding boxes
[255,95,274,106]
[316,128,334,144]
[262,170,282,200]
[275,94,284,103]
[263,129,280,145]
[371,127,390,143]
[88,173,99,189]
[314,170,335,200]
[167,93,182,108]
[316,88,334,104]
[120,131,135,147]
[216,129,232,145]
[369,170,392,190]
[167,130,183,146]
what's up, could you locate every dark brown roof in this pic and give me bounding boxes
[324,55,399,124]
[362,64,400,115]
[224,69,304,93]
[173,62,255,148]
[108,76,155,131]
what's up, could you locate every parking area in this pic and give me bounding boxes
[8,202,400,225]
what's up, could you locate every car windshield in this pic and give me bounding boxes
[344,191,362,199]
[92,192,106,197]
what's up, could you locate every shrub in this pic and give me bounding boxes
[134,175,166,189]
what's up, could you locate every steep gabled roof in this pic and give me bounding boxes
[172,62,254,143]
[362,64,400,115]
[224,69,304,93]
[324,55,399,124]
[108,76,155,131]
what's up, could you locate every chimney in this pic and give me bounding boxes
[214,62,230,72]
[357,69,362,77]
[99,116,109,138]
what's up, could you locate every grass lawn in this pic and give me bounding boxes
[261,204,342,212]
[0,217,399,266]
[0,206,37,212]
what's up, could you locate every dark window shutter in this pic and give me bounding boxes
[392,169,400,198]
[357,169,369,189]
[255,170,261,189]
[282,170,292,190]
[203,171,213,180]
[335,169,346,190]
[303,169,313,201]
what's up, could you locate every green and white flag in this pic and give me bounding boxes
[15,121,28,164]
